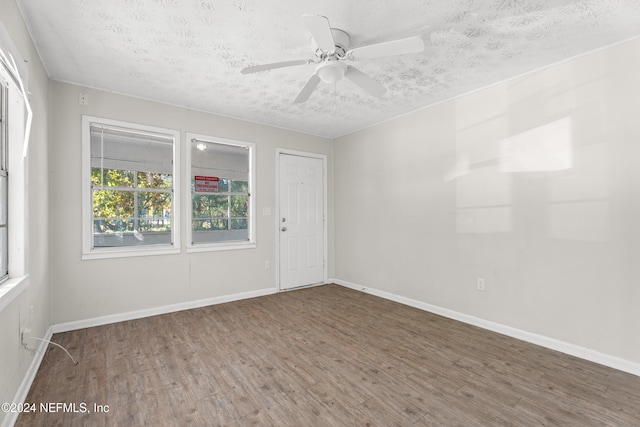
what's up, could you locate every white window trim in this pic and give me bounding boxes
[0,47,29,309]
[185,133,256,253]
[0,275,28,312]
[81,116,181,259]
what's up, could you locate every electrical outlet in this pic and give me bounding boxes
[264,260,271,270]
[21,328,32,347]
[476,278,485,291]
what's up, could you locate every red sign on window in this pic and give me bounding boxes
[194,176,219,193]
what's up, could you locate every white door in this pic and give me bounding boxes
[278,153,325,290]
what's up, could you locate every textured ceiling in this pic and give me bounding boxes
[16,0,640,138]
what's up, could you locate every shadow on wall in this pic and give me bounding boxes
[445,74,610,243]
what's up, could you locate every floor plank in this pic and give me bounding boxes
[17,284,640,426]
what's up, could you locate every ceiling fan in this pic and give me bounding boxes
[241,15,425,103]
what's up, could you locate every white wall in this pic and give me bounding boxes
[3,4,639,422]
[334,38,640,366]
[49,81,333,324]
[0,0,50,424]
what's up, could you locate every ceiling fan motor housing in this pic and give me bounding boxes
[313,28,351,58]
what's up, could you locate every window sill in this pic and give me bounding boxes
[82,246,181,260]
[186,241,256,253]
[0,274,29,312]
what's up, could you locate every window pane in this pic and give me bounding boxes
[93,218,135,234]
[93,189,135,218]
[137,191,172,218]
[230,195,248,218]
[193,218,228,231]
[191,220,248,244]
[0,175,6,225]
[93,223,171,247]
[137,191,172,232]
[230,219,248,230]
[230,180,248,193]
[0,175,5,277]
[218,178,229,193]
[92,168,134,187]
[137,218,172,234]
[137,171,172,189]
[192,194,228,218]
[192,219,210,231]
[0,227,7,278]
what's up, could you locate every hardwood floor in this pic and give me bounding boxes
[17,284,640,426]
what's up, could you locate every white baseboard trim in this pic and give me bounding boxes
[52,287,278,334]
[8,279,637,427]
[3,326,53,427]
[332,278,640,377]
[4,287,278,427]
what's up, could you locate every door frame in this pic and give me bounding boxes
[275,148,328,291]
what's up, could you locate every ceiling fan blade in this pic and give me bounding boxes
[302,14,335,52]
[348,36,425,60]
[241,59,313,74]
[345,66,387,98]
[293,73,321,103]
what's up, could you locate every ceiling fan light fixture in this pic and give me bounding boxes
[317,61,347,84]
[242,15,425,103]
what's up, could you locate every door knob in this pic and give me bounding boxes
[281,226,287,232]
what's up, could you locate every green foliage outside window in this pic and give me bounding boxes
[92,168,173,234]
[191,178,248,232]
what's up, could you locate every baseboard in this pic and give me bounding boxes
[3,287,278,427]
[331,278,640,377]
[2,326,53,427]
[9,279,638,427]
[52,287,278,333]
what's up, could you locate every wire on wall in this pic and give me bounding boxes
[23,336,78,365]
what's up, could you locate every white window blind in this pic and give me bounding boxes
[90,125,174,175]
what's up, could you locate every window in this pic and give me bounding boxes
[186,133,255,251]
[82,116,180,258]
[0,79,7,281]
[0,46,29,297]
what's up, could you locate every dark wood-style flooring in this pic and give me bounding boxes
[17,284,640,426]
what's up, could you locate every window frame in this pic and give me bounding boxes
[185,133,256,253]
[0,48,29,309]
[0,74,8,282]
[81,115,181,259]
